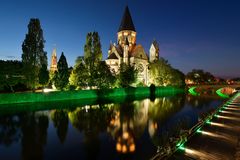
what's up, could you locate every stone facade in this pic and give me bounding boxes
[105,6,159,85]
[149,40,159,62]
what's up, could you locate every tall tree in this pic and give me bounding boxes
[92,32,102,62]
[39,51,49,88]
[22,18,46,90]
[54,52,69,90]
[84,33,93,63]
[84,32,102,65]
[38,64,49,88]
[83,32,103,88]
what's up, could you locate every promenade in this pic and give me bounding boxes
[170,92,240,160]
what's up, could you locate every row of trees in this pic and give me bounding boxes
[69,32,114,89]
[21,18,71,91]
[21,19,137,91]
[185,69,216,84]
[0,60,25,92]
[69,32,185,89]
[149,58,185,87]
[16,18,186,92]
[69,32,137,89]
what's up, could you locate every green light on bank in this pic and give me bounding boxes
[196,128,202,133]
[216,88,229,99]
[176,142,181,147]
[188,86,200,96]
[206,120,211,124]
[179,144,185,151]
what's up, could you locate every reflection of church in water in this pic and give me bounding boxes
[105,6,160,85]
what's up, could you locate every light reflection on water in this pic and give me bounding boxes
[0,94,223,160]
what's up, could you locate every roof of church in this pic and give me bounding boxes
[108,52,118,59]
[118,6,136,32]
[130,45,148,60]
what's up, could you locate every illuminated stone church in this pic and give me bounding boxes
[50,48,57,72]
[105,6,159,85]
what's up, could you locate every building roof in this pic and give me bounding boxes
[107,45,123,59]
[130,45,148,60]
[108,52,118,59]
[118,6,136,32]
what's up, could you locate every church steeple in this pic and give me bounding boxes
[117,6,137,52]
[118,6,136,32]
[50,48,57,72]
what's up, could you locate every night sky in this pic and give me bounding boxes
[0,0,240,78]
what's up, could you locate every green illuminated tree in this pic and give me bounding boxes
[53,52,69,90]
[171,69,185,87]
[94,61,116,89]
[118,63,137,88]
[69,56,89,89]
[83,32,109,88]
[22,18,47,91]
[149,58,185,86]
[84,32,102,65]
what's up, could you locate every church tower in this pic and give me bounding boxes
[50,48,57,72]
[149,40,159,62]
[123,37,129,64]
[117,6,136,52]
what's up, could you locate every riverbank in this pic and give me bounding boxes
[0,86,184,105]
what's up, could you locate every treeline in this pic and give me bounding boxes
[0,60,25,92]
[148,58,185,87]
[0,18,186,92]
[185,69,229,85]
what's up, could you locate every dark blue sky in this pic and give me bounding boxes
[0,0,240,78]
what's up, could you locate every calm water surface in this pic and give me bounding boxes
[0,94,223,160]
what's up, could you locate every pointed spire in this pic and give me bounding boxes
[50,48,57,72]
[52,48,57,57]
[118,6,136,32]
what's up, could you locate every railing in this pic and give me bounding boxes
[151,92,239,160]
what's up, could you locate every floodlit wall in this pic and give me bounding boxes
[0,87,184,105]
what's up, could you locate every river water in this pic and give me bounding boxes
[0,93,224,160]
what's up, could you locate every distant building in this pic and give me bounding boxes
[50,48,57,72]
[149,40,159,62]
[105,6,159,85]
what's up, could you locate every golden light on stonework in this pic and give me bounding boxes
[124,32,128,36]
[129,144,135,152]
[123,132,129,139]
[131,33,136,36]
[116,142,122,152]
[122,145,127,153]
[115,130,136,154]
